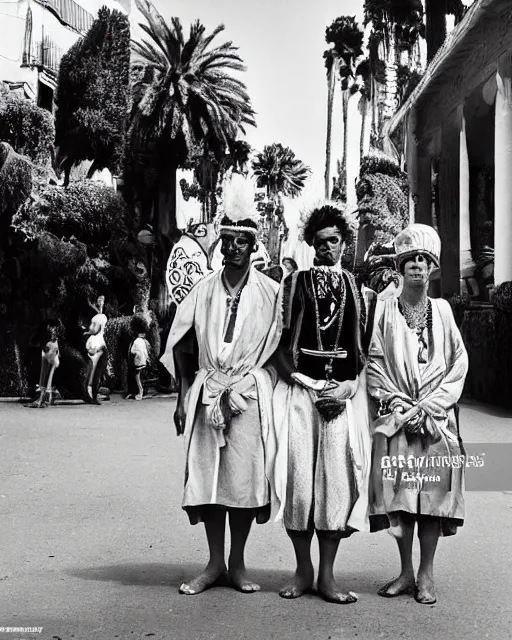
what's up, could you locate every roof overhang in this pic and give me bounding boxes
[388,0,512,144]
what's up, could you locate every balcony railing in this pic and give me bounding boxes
[30,37,65,74]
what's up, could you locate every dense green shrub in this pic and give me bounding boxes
[0,93,54,165]
[23,233,88,278]
[359,155,405,179]
[55,8,130,176]
[492,282,512,313]
[14,181,127,245]
[356,172,409,239]
[447,293,471,328]
[0,142,32,223]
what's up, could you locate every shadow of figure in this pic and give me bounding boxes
[65,561,380,595]
[66,562,290,592]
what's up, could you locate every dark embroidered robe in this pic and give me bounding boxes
[278,268,366,383]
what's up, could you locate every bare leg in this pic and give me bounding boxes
[378,511,416,597]
[415,516,440,604]
[90,351,106,404]
[46,364,57,406]
[134,371,143,400]
[317,531,357,604]
[279,529,315,599]
[29,357,49,408]
[179,508,228,595]
[86,356,97,402]
[227,508,260,593]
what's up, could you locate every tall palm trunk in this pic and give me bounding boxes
[371,75,378,146]
[341,87,349,197]
[324,62,336,199]
[152,164,177,307]
[359,92,368,163]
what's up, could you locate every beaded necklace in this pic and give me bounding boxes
[398,297,432,364]
[222,270,249,343]
[310,268,347,376]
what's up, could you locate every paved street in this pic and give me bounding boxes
[1,397,511,640]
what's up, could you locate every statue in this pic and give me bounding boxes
[84,295,108,404]
[26,320,62,408]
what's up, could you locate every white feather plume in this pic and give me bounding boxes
[221,172,259,224]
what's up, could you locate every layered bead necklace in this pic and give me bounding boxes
[398,297,432,364]
[222,271,249,343]
[310,268,347,377]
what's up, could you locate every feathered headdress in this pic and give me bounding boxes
[219,172,260,237]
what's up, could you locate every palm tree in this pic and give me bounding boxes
[356,58,372,163]
[324,16,364,200]
[364,1,424,128]
[129,0,255,253]
[253,143,310,199]
[222,139,252,176]
[192,139,252,222]
[323,49,338,199]
[426,0,466,62]
[252,143,310,262]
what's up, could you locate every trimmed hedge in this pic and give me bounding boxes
[0,93,54,165]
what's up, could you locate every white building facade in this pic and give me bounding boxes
[0,0,131,109]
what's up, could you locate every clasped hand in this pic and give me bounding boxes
[318,379,358,402]
[389,397,425,434]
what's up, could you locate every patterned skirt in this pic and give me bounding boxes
[283,384,358,533]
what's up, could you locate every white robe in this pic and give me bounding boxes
[161,267,283,516]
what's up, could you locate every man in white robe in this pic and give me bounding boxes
[161,173,281,595]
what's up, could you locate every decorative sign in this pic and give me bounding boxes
[166,234,211,305]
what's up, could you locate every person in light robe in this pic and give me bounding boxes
[160,173,282,596]
[271,203,372,604]
[367,224,468,605]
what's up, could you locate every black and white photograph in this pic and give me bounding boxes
[1,0,511,638]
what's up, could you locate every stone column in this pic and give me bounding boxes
[494,53,512,285]
[415,154,432,225]
[459,111,477,296]
[438,112,461,297]
[405,112,418,223]
[406,108,432,225]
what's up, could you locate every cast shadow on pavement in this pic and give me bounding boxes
[66,563,381,595]
[67,563,287,591]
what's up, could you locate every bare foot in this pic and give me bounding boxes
[179,563,228,595]
[415,572,436,604]
[377,573,415,598]
[228,565,261,593]
[317,577,358,604]
[279,564,315,599]
[26,400,46,408]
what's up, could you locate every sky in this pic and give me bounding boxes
[145,0,365,182]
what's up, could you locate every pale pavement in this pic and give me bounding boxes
[1,397,511,640]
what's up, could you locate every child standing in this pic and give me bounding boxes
[127,313,151,400]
